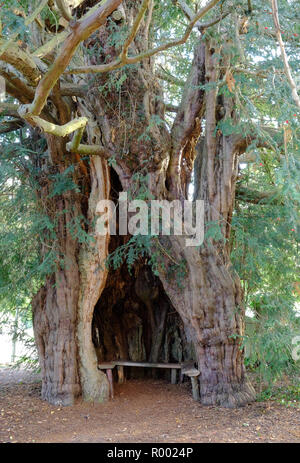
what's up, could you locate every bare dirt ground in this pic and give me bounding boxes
[0,367,299,443]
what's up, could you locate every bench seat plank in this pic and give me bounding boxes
[104,361,182,369]
[97,360,200,401]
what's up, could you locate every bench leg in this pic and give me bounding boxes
[190,376,200,401]
[117,365,125,384]
[171,368,177,385]
[106,368,114,399]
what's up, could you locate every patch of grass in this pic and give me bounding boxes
[257,383,300,408]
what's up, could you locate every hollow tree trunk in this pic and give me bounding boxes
[30,0,256,407]
[76,8,255,406]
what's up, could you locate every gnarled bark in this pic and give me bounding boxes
[32,137,82,405]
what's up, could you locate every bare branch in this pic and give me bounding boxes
[51,81,71,124]
[120,0,150,61]
[271,0,300,109]
[205,42,220,203]
[144,0,154,48]
[234,11,245,63]
[233,67,268,79]
[33,31,69,59]
[69,126,85,151]
[66,141,114,158]
[239,151,284,164]
[173,0,229,32]
[18,108,88,137]
[167,41,206,198]
[198,10,230,30]
[172,0,194,21]
[32,0,108,59]
[66,0,222,74]
[60,83,87,97]
[5,81,31,104]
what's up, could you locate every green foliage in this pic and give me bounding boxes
[49,166,80,197]
[106,234,159,275]
[204,220,226,244]
[0,129,91,359]
[232,177,300,386]
[165,258,187,289]
[257,384,300,408]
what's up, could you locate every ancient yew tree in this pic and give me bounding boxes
[0,0,299,407]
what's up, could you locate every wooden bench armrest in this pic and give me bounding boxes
[97,363,116,370]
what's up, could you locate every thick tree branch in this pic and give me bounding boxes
[18,108,88,137]
[239,151,284,163]
[66,142,114,158]
[0,41,41,86]
[33,31,69,59]
[120,0,150,61]
[15,0,221,157]
[21,0,121,120]
[68,126,85,151]
[271,0,300,109]
[32,1,108,59]
[13,1,122,143]
[233,67,268,79]
[205,42,220,202]
[4,81,30,104]
[60,84,87,97]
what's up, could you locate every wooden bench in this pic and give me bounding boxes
[97,360,200,400]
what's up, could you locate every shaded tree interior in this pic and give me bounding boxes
[92,169,195,382]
